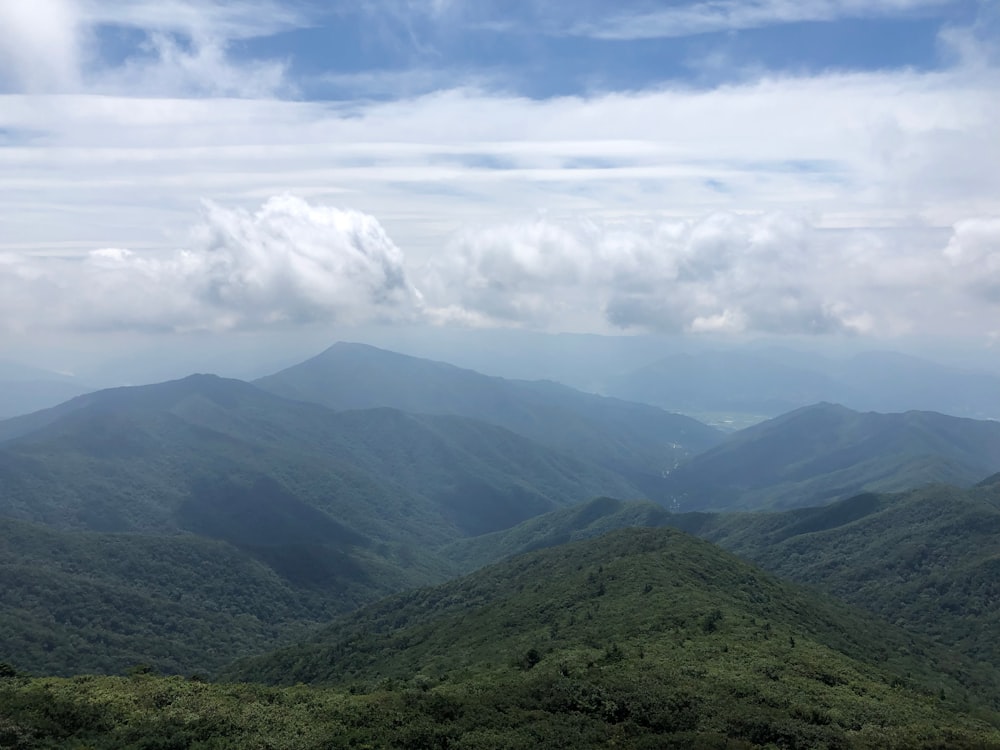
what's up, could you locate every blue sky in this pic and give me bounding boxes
[0,0,998,370]
[88,1,983,98]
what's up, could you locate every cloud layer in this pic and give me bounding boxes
[422,213,876,334]
[0,197,419,333]
[2,195,995,340]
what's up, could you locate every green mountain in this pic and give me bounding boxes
[219,528,1000,748]
[662,402,1000,511]
[255,341,723,496]
[453,482,1000,679]
[0,374,641,676]
[694,480,1000,672]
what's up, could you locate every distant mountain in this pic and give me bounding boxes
[661,402,1000,511]
[0,373,636,538]
[604,350,846,418]
[223,528,1000,747]
[0,359,93,420]
[255,342,723,496]
[834,350,1000,418]
[605,348,1000,420]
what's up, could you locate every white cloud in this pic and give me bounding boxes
[421,212,881,335]
[944,217,1000,301]
[0,196,420,334]
[570,0,953,40]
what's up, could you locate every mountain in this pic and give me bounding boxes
[605,348,1000,421]
[660,402,1000,511]
[0,373,641,675]
[221,528,1000,748]
[254,341,724,496]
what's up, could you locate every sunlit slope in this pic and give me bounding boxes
[458,482,1000,682]
[223,527,1000,747]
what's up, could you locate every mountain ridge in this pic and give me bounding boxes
[255,341,724,497]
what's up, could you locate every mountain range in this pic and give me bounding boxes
[2,341,1000,688]
[3,342,1000,746]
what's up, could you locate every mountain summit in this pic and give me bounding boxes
[256,342,723,497]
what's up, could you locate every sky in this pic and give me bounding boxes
[0,0,999,376]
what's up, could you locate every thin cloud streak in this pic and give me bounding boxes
[569,0,955,40]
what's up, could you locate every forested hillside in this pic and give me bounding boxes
[4,529,999,749]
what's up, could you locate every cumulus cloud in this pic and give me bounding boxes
[0,196,420,334]
[421,212,881,335]
[944,217,1000,302]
